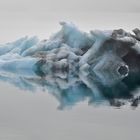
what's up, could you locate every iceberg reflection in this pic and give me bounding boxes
[0,22,140,109]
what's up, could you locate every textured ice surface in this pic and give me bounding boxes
[0,22,140,109]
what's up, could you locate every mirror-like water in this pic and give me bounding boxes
[0,82,140,140]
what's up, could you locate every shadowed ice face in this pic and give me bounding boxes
[90,38,137,86]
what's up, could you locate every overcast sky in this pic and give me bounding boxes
[0,0,139,13]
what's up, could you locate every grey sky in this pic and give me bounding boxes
[0,0,139,13]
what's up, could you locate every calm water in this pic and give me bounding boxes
[0,81,140,140]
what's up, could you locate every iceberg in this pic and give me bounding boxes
[0,22,140,109]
